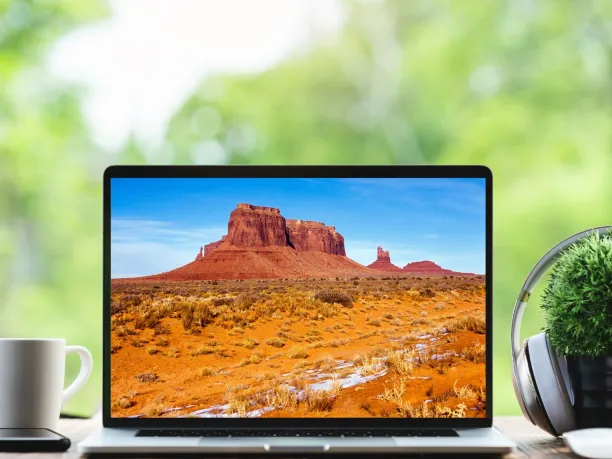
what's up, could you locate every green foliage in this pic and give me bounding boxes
[3,0,612,417]
[542,232,612,356]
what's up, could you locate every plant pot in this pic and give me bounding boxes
[566,355,612,428]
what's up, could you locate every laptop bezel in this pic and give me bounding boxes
[103,165,493,429]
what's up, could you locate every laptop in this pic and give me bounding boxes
[79,165,514,454]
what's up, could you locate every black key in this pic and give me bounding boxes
[136,428,458,438]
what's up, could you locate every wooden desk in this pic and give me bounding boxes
[0,417,576,458]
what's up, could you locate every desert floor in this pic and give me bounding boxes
[110,276,486,419]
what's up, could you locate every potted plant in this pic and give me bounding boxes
[541,230,612,428]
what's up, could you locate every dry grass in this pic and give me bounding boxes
[266,384,298,410]
[289,348,309,359]
[453,380,480,399]
[135,372,159,383]
[190,345,216,356]
[313,290,353,308]
[155,337,169,347]
[385,349,414,376]
[166,347,180,358]
[399,401,467,418]
[445,315,486,334]
[143,402,166,417]
[303,382,341,412]
[199,367,216,377]
[239,352,262,366]
[461,342,486,363]
[116,396,134,409]
[265,338,286,348]
[237,338,259,350]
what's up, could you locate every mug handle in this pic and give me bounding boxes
[62,346,93,406]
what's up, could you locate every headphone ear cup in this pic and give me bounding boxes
[513,338,554,434]
[527,333,576,436]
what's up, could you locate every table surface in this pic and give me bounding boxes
[0,417,577,458]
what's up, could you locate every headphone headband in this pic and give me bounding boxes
[510,226,612,359]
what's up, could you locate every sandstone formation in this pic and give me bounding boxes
[227,204,289,247]
[204,236,226,256]
[401,260,472,275]
[140,203,376,280]
[286,220,346,256]
[367,246,402,272]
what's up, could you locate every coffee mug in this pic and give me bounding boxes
[0,338,93,430]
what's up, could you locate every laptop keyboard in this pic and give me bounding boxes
[136,429,458,438]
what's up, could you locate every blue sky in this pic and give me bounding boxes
[111,178,486,277]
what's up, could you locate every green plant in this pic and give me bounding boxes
[542,231,612,356]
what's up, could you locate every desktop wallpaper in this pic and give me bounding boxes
[109,177,487,418]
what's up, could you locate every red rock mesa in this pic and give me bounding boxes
[367,246,402,272]
[137,204,375,280]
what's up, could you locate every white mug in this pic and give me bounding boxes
[0,338,93,430]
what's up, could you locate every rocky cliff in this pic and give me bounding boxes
[286,220,346,256]
[143,203,376,280]
[226,203,289,247]
[367,246,402,272]
[200,204,347,256]
[204,236,226,256]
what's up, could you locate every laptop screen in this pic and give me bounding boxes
[110,177,486,419]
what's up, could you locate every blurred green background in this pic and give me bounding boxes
[1,0,611,417]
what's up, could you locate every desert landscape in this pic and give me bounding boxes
[110,203,486,418]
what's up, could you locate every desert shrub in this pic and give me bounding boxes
[181,306,194,330]
[130,340,144,348]
[143,403,165,417]
[166,347,180,358]
[153,324,169,336]
[135,372,159,383]
[235,293,264,311]
[461,342,486,363]
[116,396,134,409]
[289,348,309,359]
[134,318,146,330]
[110,344,122,354]
[155,337,169,347]
[303,385,340,412]
[314,290,353,308]
[385,349,414,375]
[199,367,216,376]
[146,314,160,329]
[146,347,161,355]
[193,304,212,326]
[190,345,216,356]
[238,338,259,349]
[265,338,286,348]
[239,353,262,366]
[110,299,127,315]
[115,326,137,337]
[266,384,299,410]
[212,297,234,307]
[419,288,436,298]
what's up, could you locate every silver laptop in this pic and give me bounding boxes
[79,165,514,454]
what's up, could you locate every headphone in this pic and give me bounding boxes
[511,226,612,437]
